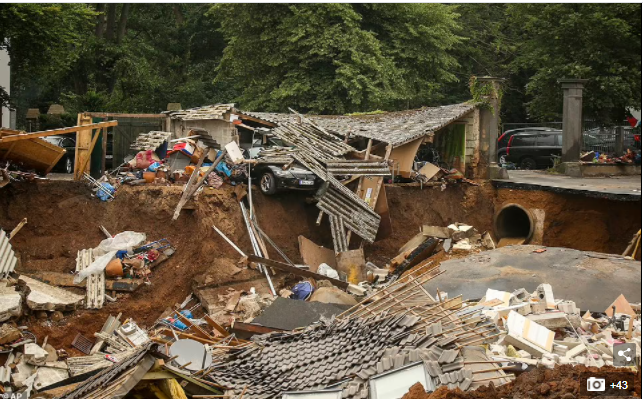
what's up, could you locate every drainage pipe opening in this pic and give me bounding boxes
[493,204,534,245]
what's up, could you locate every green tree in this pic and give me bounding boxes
[0,4,94,110]
[354,4,462,109]
[508,4,642,124]
[211,3,462,114]
[61,4,232,113]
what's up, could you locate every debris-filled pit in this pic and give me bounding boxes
[0,177,640,399]
[1,180,639,352]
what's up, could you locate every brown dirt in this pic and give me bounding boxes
[0,181,257,351]
[364,183,496,264]
[495,188,641,255]
[402,365,641,399]
[0,179,639,352]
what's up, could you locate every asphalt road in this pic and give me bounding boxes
[423,245,641,312]
[494,170,641,199]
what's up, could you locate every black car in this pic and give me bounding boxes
[252,163,320,195]
[497,127,561,164]
[42,135,76,173]
[505,131,562,169]
[243,138,321,195]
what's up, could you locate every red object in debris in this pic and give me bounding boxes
[533,248,547,253]
[105,354,118,363]
[135,150,154,169]
[147,249,160,261]
[232,119,243,125]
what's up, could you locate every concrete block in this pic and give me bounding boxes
[347,284,366,296]
[536,284,556,309]
[530,302,547,315]
[0,283,22,322]
[422,225,451,239]
[526,312,570,329]
[20,276,84,311]
[503,334,552,358]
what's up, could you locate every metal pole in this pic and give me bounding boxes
[212,225,245,257]
[248,163,253,219]
[240,202,276,296]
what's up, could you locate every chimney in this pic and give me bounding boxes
[558,79,587,163]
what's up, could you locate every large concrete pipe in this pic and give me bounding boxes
[493,203,535,245]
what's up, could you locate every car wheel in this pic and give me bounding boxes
[520,157,537,170]
[260,172,277,195]
[65,157,73,174]
[499,154,507,165]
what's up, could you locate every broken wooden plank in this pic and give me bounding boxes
[24,271,144,292]
[204,315,230,338]
[0,121,118,143]
[9,218,27,240]
[246,255,349,289]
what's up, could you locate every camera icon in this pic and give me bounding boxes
[587,377,606,392]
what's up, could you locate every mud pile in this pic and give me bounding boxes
[402,365,641,399]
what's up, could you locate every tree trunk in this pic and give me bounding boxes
[105,4,117,41]
[95,4,106,38]
[116,4,130,44]
[173,5,185,26]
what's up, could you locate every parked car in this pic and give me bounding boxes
[252,163,321,195]
[504,131,562,169]
[243,137,321,195]
[42,135,76,173]
[497,127,560,164]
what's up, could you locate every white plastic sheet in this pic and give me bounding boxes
[317,263,339,280]
[94,231,146,257]
[74,250,117,284]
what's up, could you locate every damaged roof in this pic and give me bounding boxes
[246,102,478,146]
[166,103,237,121]
[208,314,419,399]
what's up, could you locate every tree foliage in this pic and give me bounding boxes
[508,4,642,124]
[0,4,94,108]
[211,3,462,113]
[3,4,641,126]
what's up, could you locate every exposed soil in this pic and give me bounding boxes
[1,182,252,351]
[0,180,639,352]
[402,365,641,399]
[494,188,641,255]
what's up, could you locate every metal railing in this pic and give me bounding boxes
[501,121,641,155]
[581,126,640,154]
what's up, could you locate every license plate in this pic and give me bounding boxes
[299,180,314,186]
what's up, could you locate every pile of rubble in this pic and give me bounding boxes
[87,131,249,205]
[0,219,639,398]
[580,148,641,165]
[480,284,640,370]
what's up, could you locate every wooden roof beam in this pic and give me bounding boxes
[0,120,119,143]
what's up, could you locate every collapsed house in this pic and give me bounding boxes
[163,101,493,180]
[247,102,485,179]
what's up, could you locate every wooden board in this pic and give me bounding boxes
[0,131,65,174]
[374,184,392,240]
[246,255,349,289]
[298,235,337,273]
[74,114,94,180]
[389,137,423,178]
[335,248,366,284]
[0,120,118,143]
[359,177,392,241]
